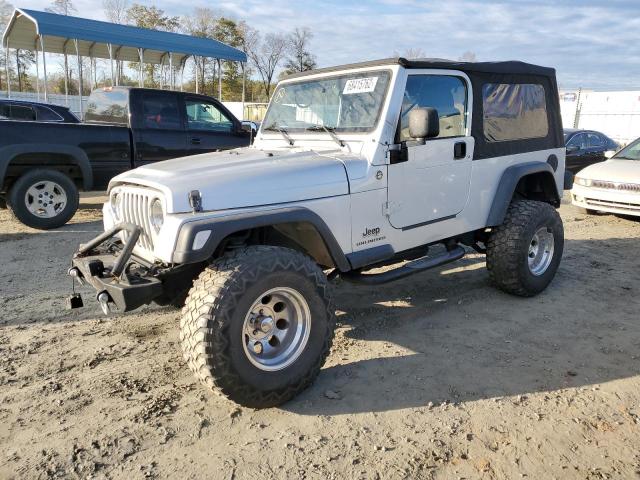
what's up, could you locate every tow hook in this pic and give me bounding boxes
[65,267,85,310]
[97,291,113,315]
[68,267,85,286]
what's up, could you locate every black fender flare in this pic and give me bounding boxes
[486,161,560,227]
[0,144,93,191]
[172,207,352,272]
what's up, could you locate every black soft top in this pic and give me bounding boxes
[284,57,556,80]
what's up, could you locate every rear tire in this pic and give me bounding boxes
[7,169,79,229]
[486,200,564,297]
[180,246,336,408]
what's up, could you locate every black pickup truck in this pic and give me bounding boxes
[0,87,251,229]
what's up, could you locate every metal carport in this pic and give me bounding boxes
[2,8,248,115]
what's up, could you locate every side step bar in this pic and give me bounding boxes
[340,245,466,285]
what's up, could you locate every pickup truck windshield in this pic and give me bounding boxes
[262,71,391,133]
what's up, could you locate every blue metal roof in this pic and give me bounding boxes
[3,8,247,63]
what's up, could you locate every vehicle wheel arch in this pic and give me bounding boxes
[486,161,561,227]
[174,208,352,272]
[0,144,93,192]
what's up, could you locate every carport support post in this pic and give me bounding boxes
[63,39,70,105]
[108,43,114,86]
[241,62,246,116]
[169,52,174,90]
[35,39,41,100]
[74,39,84,120]
[40,36,48,102]
[179,58,186,92]
[138,48,144,87]
[194,56,199,94]
[217,58,222,100]
[5,46,10,98]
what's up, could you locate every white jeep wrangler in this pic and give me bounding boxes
[69,58,570,408]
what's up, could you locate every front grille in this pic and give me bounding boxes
[585,197,640,212]
[116,188,157,251]
[591,180,640,193]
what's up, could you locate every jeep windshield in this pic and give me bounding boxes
[262,71,391,134]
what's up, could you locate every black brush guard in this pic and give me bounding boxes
[70,223,164,312]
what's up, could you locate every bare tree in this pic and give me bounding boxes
[102,0,128,83]
[0,0,14,91]
[182,8,218,93]
[46,0,76,95]
[459,51,477,62]
[245,28,287,99]
[284,27,316,74]
[393,47,426,59]
[102,0,128,23]
[127,4,180,86]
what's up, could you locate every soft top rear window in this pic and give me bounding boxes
[482,83,548,142]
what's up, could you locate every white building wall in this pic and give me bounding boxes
[560,89,640,145]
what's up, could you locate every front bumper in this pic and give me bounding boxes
[70,223,164,312]
[571,184,640,216]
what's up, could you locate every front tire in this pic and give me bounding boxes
[180,246,336,408]
[486,200,564,297]
[7,169,79,229]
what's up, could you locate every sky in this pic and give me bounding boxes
[14,0,640,90]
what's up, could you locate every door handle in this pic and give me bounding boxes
[454,141,466,159]
[191,137,201,145]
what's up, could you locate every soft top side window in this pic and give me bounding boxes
[482,83,548,142]
[399,75,468,142]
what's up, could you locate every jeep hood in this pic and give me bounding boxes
[110,148,350,213]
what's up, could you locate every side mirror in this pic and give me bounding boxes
[240,123,253,133]
[409,107,439,143]
[566,144,579,153]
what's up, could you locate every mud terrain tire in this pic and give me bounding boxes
[487,200,564,297]
[180,246,336,408]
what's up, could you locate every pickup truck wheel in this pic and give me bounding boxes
[486,200,564,297]
[7,169,79,230]
[180,246,336,408]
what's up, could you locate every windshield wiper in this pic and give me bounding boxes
[306,124,345,147]
[264,124,294,146]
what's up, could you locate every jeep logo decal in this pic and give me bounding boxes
[362,227,381,237]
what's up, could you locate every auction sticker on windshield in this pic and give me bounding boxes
[343,77,379,94]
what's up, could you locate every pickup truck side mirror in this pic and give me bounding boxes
[409,107,439,144]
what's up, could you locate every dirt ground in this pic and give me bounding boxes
[1,192,639,480]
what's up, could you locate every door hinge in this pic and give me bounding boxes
[383,201,400,217]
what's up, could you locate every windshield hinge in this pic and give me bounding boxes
[383,201,400,217]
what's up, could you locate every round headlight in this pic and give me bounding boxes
[150,198,164,233]
[111,192,122,220]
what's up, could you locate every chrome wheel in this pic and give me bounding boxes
[24,181,67,218]
[528,227,554,276]
[242,287,311,372]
